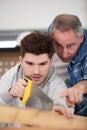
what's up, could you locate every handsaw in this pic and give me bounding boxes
[21,76,53,111]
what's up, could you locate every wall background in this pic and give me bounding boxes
[0,0,87,31]
[0,0,87,75]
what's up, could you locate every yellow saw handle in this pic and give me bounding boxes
[21,76,33,104]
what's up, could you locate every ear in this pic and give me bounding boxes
[50,57,53,65]
[19,56,23,63]
[79,32,84,43]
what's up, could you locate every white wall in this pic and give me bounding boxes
[0,0,87,31]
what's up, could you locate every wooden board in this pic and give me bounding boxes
[0,105,87,130]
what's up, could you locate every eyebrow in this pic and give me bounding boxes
[25,61,48,65]
[39,61,48,65]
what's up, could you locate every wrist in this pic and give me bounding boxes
[74,80,87,94]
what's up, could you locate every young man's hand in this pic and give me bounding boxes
[9,79,27,98]
[53,105,74,119]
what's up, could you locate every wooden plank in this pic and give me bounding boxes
[0,126,59,130]
[0,126,58,130]
[0,126,83,130]
[0,105,87,130]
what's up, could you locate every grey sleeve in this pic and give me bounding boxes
[0,69,16,104]
[47,79,74,113]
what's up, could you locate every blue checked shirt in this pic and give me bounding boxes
[68,30,87,116]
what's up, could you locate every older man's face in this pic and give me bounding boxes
[53,29,83,62]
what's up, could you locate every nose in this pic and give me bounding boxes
[34,65,39,74]
[62,48,69,58]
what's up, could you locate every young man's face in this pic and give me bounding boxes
[19,53,53,86]
[53,29,83,62]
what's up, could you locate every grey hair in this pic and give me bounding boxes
[50,14,83,38]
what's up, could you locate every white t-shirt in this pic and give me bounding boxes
[53,53,69,86]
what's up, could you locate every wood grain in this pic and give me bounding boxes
[0,105,87,130]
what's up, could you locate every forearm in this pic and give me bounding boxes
[74,80,87,94]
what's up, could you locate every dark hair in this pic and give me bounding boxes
[20,31,54,58]
[50,14,83,37]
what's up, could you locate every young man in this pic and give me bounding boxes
[0,31,74,118]
[50,14,87,116]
